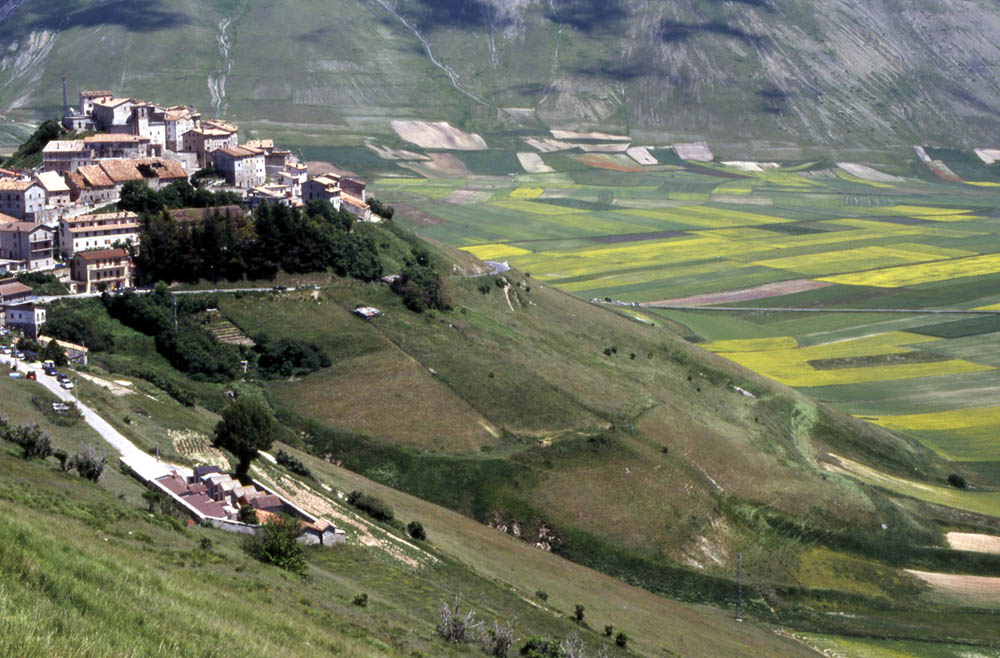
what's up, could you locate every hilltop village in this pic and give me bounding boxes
[0,88,377,337]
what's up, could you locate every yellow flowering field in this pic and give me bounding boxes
[869,406,1000,432]
[702,336,798,352]
[509,187,544,199]
[558,260,736,292]
[707,332,991,387]
[492,199,586,215]
[615,206,791,229]
[461,243,533,260]
[820,253,1000,288]
[751,245,958,276]
[866,407,1000,461]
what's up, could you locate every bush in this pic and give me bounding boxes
[519,636,561,658]
[53,449,70,472]
[615,632,628,649]
[347,490,394,522]
[276,449,312,478]
[407,520,427,541]
[243,513,307,575]
[535,590,548,601]
[436,596,481,644]
[70,446,106,482]
[947,473,967,489]
[199,537,213,551]
[238,505,259,525]
[603,625,613,637]
[482,620,516,658]
[11,424,52,460]
[352,592,369,607]
[573,604,585,622]
[254,334,330,379]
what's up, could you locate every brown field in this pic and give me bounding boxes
[674,142,714,162]
[398,152,472,178]
[946,532,1000,554]
[905,569,1000,608]
[305,160,357,177]
[551,129,630,141]
[443,189,493,204]
[366,144,430,161]
[390,119,487,150]
[626,146,658,165]
[650,279,832,306]
[516,152,555,173]
[523,137,573,152]
[569,153,646,172]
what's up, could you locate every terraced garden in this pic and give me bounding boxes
[371,143,1000,495]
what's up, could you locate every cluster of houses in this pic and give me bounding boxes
[0,86,380,336]
[152,464,344,546]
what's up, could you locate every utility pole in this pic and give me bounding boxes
[736,551,743,622]
[172,293,178,332]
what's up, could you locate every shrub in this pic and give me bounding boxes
[407,520,427,541]
[947,473,967,489]
[53,449,70,472]
[347,490,394,522]
[254,334,331,379]
[603,625,613,637]
[10,424,52,460]
[573,604,585,622]
[519,636,561,658]
[535,590,548,601]
[243,513,306,575]
[436,596,481,644]
[352,592,369,607]
[276,449,312,478]
[559,634,587,658]
[199,537,213,551]
[615,632,628,649]
[238,505,259,525]
[482,620,516,658]
[70,446,107,482]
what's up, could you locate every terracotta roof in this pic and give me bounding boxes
[0,282,32,297]
[136,158,187,180]
[84,133,149,144]
[0,222,45,232]
[251,495,283,511]
[217,146,259,158]
[0,178,40,191]
[156,474,189,496]
[185,493,227,518]
[80,90,113,98]
[98,160,143,183]
[244,139,274,150]
[0,167,20,178]
[77,165,115,188]
[202,119,238,133]
[0,212,19,224]
[76,248,128,261]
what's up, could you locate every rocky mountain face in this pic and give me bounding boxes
[2,0,1000,150]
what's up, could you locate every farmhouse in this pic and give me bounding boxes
[70,248,133,293]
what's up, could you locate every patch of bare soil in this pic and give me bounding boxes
[75,371,133,396]
[626,146,658,165]
[391,119,487,150]
[836,162,904,183]
[576,142,630,153]
[946,532,1000,554]
[650,279,832,306]
[551,129,630,141]
[905,569,1000,607]
[674,142,714,162]
[365,143,430,161]
[398,152,472,178]
[568,153,645,172]
[443,189,493,205]
[392,203,444,226]
[258,470,436,568]
[516,152,554,173]
[523,137,573,152]
[304,160,357,177]
[975,148,1000,165]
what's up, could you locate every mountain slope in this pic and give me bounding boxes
[4,0,1000,152]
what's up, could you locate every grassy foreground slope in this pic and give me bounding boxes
[0,374,817,658]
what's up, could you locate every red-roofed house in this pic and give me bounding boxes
[84,133,150,159]
[70,248,132,293]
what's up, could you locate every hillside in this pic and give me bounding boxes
[5,0,1000,154]
[29,211,1000,654]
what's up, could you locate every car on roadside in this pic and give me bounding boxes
[57,373,70,384]
[60,380,74,390]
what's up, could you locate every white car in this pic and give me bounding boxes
[60,380,74,390]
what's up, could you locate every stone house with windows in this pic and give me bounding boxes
[65,166,117,206]
[302,174,342,210]
[91,97,136,131]
[42,140,95,173]
[70,248,132,293]
[4,301,45,337]
[83,134,151,160]
[182,119,238,167]
[213,146,266,188]
[0,179,46,220]
[163,105,201,151]
[0,222,55,272]
[35,172,72,210]
[59,211,140,258]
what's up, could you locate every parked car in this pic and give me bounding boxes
[60,380,74,390]
[57,373,70,384]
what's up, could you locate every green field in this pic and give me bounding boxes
[373,153,1000,497]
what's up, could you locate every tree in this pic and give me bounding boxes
[243,513,306,575]
[213,396,277,479]
[40,339,68,366]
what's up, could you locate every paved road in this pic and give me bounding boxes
[32,368,189,481]
[38,286,276,303]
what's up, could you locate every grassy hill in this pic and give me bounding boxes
[5,0,1000,153]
